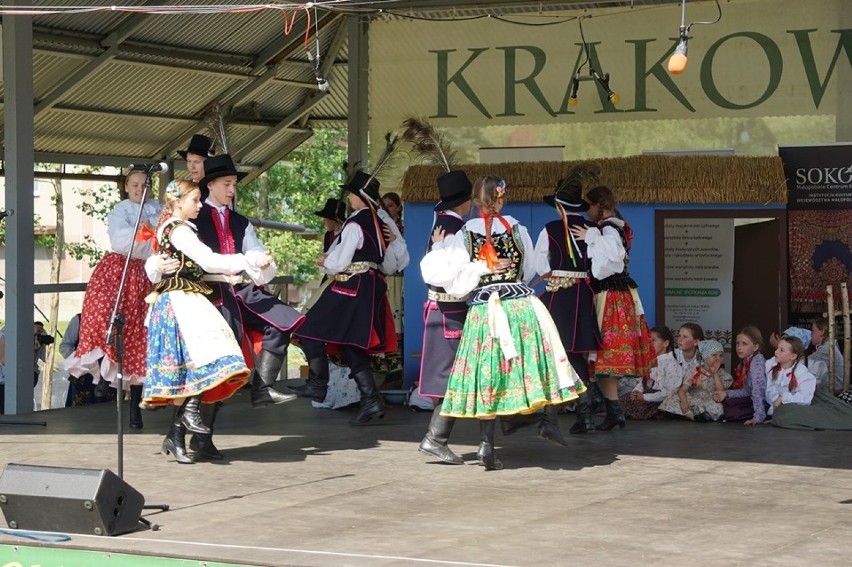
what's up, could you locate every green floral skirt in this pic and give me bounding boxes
[441,295,585,418]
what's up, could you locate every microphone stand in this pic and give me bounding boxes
[104,166,167,529]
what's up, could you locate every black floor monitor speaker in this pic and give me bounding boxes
[0,463,145,536]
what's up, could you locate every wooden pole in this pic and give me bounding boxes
[827,285,836,396]
[842,283,851,393]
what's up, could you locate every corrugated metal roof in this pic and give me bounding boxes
[2,0,682,172]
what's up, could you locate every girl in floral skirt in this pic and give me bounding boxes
[421,175,585,470]
[143,180,265,464]
[571,185,654,431]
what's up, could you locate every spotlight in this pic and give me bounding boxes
[668,26,689,75]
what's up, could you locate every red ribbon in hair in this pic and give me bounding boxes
[478,210,511,270]
[771,363,798,392]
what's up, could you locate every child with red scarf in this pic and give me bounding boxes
[712,325,768,424]
[764,335,816,417]
[659,339,732,421]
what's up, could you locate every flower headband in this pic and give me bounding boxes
[164,180,198,201]
[495,179,507,199]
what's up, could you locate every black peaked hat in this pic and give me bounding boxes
[199,154,247,191]
[341,170,381,206]
[178,134,215,160]
[314,198,347,223]
[543,175,589,211]
[434,170,472,212]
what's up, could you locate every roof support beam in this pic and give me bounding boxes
[153,12,343,161]
[2,11,36,415]
[235,92,328,163]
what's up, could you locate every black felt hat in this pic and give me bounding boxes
[341,171,381,206]
[543,175,589,211]
[198,154,247,191]
[434,170,472,212]
[314,198,347,223]
[178,134,215,160]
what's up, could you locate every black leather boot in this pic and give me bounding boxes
[94,378,110,398]
[538,404,568,446]
[190,401,223,460]
[161,406,193,464]
[418,404,464,465]
[251,350,297,408]
[180,396,211,434]
[288,356,329,402]
[128,385,144,430]
[476,420,503,471]
[569,392,596,434]
[499,412,541,436]
[599,398,626,431]
[349,369,385,425]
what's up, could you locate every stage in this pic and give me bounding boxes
[1,383,851,566]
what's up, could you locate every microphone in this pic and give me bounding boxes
[0,209,14,220]
[568,72,580,107]
[129,162,169,173]
[306,50,330,93]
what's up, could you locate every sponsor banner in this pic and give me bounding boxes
[663,218,735,355]
[781,144,852,313]
[780,144,852,210]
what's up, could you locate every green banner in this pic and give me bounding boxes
[0,545,248,567]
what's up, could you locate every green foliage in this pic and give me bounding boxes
[64,183,119,266]
[240,129,348,285]
[0,214,58,249]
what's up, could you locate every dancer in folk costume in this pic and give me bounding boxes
[417,171,473,463]
[65,169,175,430]
[533,167,603,438]
[147,154,304,461]
[144,180,256,464]
[400,118,473,463]
[316,198,347,254]
[422,176,585,470]
[180,133,215,185]
[570,185,653,431]
[294,165,404,425]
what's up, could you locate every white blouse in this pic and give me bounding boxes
[633,351,685,403]
[161,219,263,283]
[584,217,627,280]
[763,357,817,416]
[322,208,409,276]
[108,199,162,259]
[532,215,584,277]
[421,215,536,297]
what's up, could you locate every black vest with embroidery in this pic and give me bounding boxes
[343,208,386,265]
[153,220,212,295]
[195,203,249,254]
[465,224,524,287]
[592,219,638,292]
[544,216,593,271]
[427,212,466,295]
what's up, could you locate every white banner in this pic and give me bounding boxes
[663,218,735,355]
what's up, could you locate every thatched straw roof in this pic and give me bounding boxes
[401,155,786,204]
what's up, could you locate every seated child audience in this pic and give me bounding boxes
[805,317,844,393]
[674,323,704,370]
[712,325,767,424]
[659,339,732,422]
[765,335,816,417]
[621,326,682,420]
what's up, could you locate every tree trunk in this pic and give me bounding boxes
[41,177,65,410]
[258,171,269,218]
